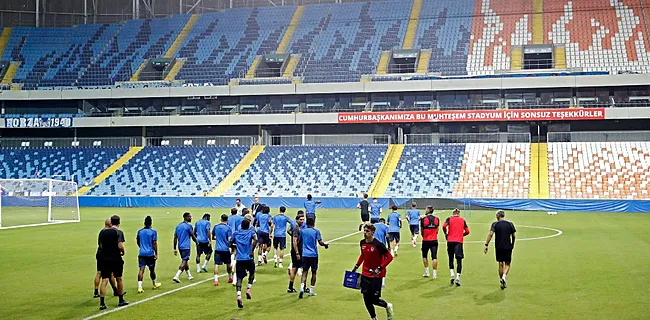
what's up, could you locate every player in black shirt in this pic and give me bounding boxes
[357,193,370,231]
[97,215,128,310]
[94,219,119,298]
[484,210,516,290]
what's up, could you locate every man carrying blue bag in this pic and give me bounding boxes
[351,223,395,320]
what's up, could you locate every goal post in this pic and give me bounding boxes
[0,179,81,229]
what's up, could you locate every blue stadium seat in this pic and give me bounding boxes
[384,144,466,197]
[88,146,249,196]
[0,147,128,185]
[224,145,387,197]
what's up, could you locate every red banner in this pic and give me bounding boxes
[337,108,606,123]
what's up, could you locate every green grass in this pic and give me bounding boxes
[1,208,649,320]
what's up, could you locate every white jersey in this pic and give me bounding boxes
[235,204,245,216]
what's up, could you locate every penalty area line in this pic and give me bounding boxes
[81,230,362,320]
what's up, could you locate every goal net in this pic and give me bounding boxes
[0,179,80,229]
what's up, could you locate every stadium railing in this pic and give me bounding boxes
[146,135,258,146]
[0,137,138,148]
[548,131,650,142]
[404,133,531,144]
[267,134,391,146]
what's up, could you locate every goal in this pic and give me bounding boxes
[0,179,80,229]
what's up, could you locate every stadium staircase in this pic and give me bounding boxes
[0,27,12,58]
[77,146,143,195]
[282,54,300,78]
[129,59,148,81]
[368,144,404,197]
[164,14,199,58]
[511,47,523,70]
[245,57,261,78]
[529,143,541,198]
[538,143,550,198]
[402,0,423,49]
[164,58,186,81]
[1,61,18,85]
[416,49,431,73]
[376,51,390,74]
[277,6,305,54]
[208,145,265,196]
[554,46,566,69]
[532,0,544,44]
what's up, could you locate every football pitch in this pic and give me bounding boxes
[0,208,649,320]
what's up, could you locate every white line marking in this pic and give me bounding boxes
[82,230,362,320]
[0,220,79,230]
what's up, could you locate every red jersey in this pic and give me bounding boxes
[442,215,470,243]
[420,215,439,241]
[356,238,394,278]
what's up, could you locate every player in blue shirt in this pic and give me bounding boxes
[303,194,322,223]
[374,217,390,288]
[230,219,258,309]
[211,214,233,286]
[374,218,389,247]
[387,205,403,257]
[370,198,383,223]
[194,213,213,274]
[298,217,329,299]
[173,212,197,283]
[272,206,292,268]
[405,202,421,247]
[136,216,162,293]
[254,206,273,265]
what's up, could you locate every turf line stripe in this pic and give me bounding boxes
[82,230,362,320]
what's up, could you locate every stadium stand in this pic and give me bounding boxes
[548,142,650,199]
[174,6,295,85]
[453,143,530,198]
[295,0,410,82]
[88,146,249,196]
[544,0,650,74]
[77,15,190,86]
[384,144,465,197]
[0,147,128,187]
[4,0,650,87]
[467,0,532,74]
[224,145,387,197]
[414,0,473,76]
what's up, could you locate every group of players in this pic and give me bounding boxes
[93,196,328,311]
[93,194,517,319]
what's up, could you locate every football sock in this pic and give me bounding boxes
[152,279,157,285]
[237,291,242,297]
[137,281,142,288]
[502,274,507,281]
[279,259,283,264]
[289,281,294,289]
[310,286,315,293]
[456,273,461,280]
[214,275,219,281]
[300,283,305,292]
[119,295,125,303]
[197,263,201,272]
[450,269,455,277]
[174,270,182,279]
[202,260,208,268]
[424,267,429,275]
[186,270,192,278]
[100,297,105,305]
[395,245,399,252]
[94,288,99,295]
[433,270,437,278]
[247,283,253,289]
